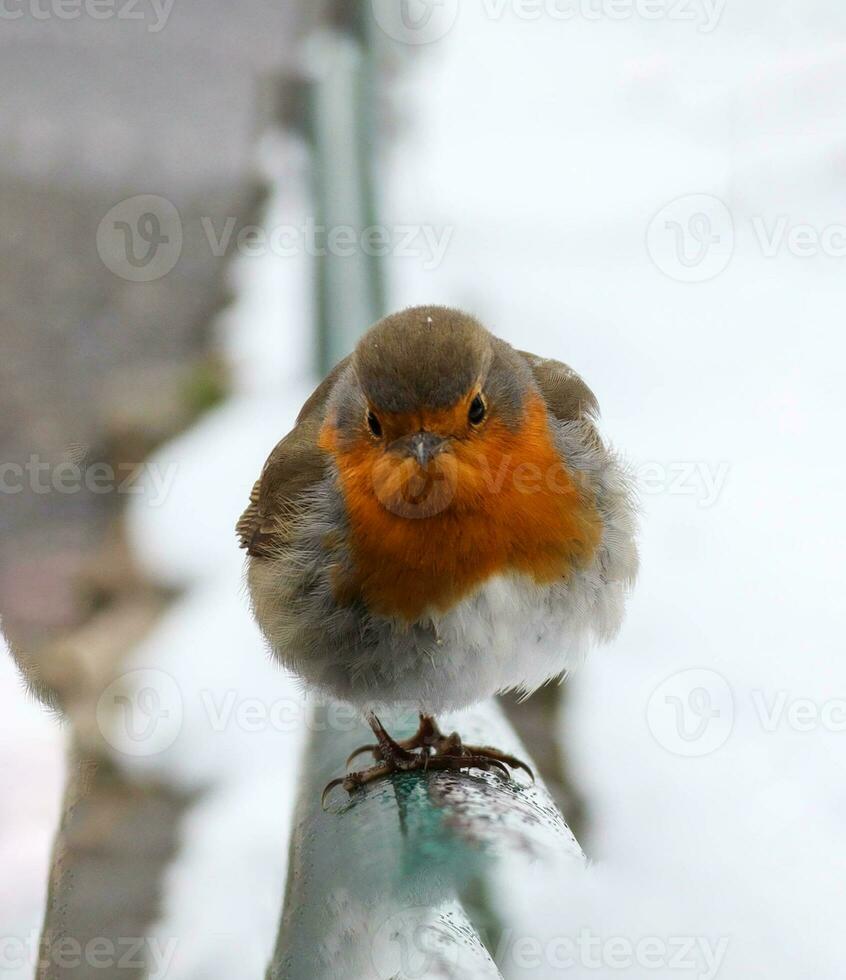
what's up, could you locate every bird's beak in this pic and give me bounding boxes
[399,431,448,467]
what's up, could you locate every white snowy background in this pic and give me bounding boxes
[3,2,846,977]
[379,4,846,978]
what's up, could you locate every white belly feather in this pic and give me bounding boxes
[350,563,629,716]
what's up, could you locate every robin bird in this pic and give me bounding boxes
[237,306,638,802]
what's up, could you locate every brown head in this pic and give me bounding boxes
[318,306,602,621]
[321,306,535,515]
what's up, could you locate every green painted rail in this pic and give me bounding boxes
[268,703,583,979]
[305,19,385,376]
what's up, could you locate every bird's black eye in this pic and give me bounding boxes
[468,394,487,425]
[366,410,383,438]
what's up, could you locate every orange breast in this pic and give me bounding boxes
[320,396,602,622]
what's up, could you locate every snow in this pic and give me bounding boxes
[0,638,66,980]
[380,5,846,978]
[119,139,318,975]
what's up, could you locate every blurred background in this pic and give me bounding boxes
[2,0,846,977]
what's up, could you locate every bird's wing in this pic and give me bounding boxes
[516,349,599,423]
[236,356,350,558]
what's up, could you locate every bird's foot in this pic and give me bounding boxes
[344,712,445,766]
[322,714,533,807]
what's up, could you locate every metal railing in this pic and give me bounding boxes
[304,13,385,375]
[269,704,583,979]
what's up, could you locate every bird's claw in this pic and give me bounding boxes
[321,776,347,810]
[345,743,379,767]
[462,744,535,783]
[322,715,534,806]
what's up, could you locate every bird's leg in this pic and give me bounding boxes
[403,713,445,753]
[365,714,420,768]
[348,713,533,777]
[323,714,426,807]
[346,712,445,766]
[324,713,534,806]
